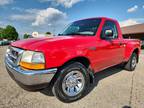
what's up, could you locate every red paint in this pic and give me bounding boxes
[11,17,141,73]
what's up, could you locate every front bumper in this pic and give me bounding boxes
[5,57,57,91]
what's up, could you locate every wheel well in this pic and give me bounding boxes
[62,57,90,68]
[133,48,139,62]
[50,57,93,86]
[59,57,94,83]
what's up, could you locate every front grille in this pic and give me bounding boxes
[6,47,24,66]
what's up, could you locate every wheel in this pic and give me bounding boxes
[124,53,138,71]
[52,62,90,103]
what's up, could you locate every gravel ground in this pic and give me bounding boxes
[0,46,144,108]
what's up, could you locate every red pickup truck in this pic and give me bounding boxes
[5,17,141,102]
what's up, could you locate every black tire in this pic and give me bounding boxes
[124,53,138,71]
[52,62,90,103]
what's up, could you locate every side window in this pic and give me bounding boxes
[101,20,118,39]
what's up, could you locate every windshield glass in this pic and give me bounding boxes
[59,18,101,36]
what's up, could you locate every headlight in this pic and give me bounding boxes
[20,51,45,70]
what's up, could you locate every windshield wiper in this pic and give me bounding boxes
[65,33,84,36]
[58,34,63,36]
[58,33,92,36]
[58,33,82,36]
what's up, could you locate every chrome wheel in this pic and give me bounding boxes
[132,56,137,68]
[62,70,85,97]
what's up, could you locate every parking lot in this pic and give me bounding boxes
[0,46,144,108]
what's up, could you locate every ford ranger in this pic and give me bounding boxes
[5,17,141,102]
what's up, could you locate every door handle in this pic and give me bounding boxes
[119,42,126,47]
[119,42,123,46]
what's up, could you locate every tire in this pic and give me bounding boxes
[52,62,90,103]
[124,53,138,71]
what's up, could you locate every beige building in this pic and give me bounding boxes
[121,24,144,46]
[121,24,144,40]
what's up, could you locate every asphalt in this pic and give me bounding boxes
[0,46,144,108]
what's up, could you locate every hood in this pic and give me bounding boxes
[11,36,94,51]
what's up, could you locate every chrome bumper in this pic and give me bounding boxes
[5,58,57,86]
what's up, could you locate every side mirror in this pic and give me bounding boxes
[105,29,113,39]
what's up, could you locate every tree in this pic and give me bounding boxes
[0,27,3,39]
[0,27,3,32]
[23,33,30,39]
[45,32,51,35]
[2,25,18,40]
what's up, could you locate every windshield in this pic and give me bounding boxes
[59,18,101,36]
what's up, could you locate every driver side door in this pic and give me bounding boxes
[94,20,124,71]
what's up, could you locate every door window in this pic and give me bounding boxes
[101,20,118,39]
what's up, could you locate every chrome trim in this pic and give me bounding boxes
[5,57,57,85]
[8,52,17,59]
[62,70,85,96]
[131,56,137,68]
[11,47,24,53]
[6,47,24,66]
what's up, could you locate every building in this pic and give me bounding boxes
[121,23,144,40]
[121,23,144,46]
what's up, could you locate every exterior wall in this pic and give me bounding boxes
[123,33,144,40]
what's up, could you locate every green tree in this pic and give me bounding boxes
[0,27,3,39]
[2,25,18,40]
[45,32,51,35]
[23,33,30,39]
[0,27,3,32]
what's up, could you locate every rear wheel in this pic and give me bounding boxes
[52,62,90,103]
[124,53,138,71]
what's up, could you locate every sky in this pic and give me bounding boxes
[0,0,144,36]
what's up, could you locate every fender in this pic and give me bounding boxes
[124,41,140,62]
[44,46,93,69]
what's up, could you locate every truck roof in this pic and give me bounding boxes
[75,17,117,22]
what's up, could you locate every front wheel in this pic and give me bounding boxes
[52,62,90,103]
[124,53,138,71]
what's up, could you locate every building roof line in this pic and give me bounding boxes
[121,23,144,35]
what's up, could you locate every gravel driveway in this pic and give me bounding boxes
[0,46,144,108]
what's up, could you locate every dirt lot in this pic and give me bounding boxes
[0,46,144,108]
